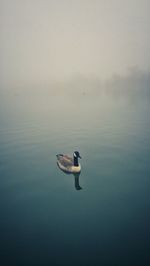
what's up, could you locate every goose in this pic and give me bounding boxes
[56,151,81,173]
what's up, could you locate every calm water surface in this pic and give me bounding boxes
[0,89,150,265]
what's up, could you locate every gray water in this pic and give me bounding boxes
[0,88,150,266]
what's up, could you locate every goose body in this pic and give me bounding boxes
[56,151,81,173]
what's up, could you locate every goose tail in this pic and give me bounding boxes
[56,154,63,159]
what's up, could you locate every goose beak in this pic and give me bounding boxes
[79,154,82,159]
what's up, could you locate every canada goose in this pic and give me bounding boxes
[56,151,81,173]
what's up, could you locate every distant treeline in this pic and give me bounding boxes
[1,68,150,98]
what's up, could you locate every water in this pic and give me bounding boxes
[0,88,150,265]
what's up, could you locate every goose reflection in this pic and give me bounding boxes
[57,164,82,190]
[73,172,82,190]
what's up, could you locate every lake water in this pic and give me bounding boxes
[0,88,150,265]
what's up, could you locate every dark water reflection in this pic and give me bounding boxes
[0,89,150,265]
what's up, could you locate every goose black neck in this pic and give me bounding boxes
[74,156,79,166]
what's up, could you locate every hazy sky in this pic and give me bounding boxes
[1,0,150,87]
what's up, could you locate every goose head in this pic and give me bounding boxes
[73,151,81,167]
[73,151,82,159]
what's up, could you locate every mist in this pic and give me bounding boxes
[1,0,150,91]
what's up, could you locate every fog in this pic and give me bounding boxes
[1,0,150,90]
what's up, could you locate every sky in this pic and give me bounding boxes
[0,0,150,88]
